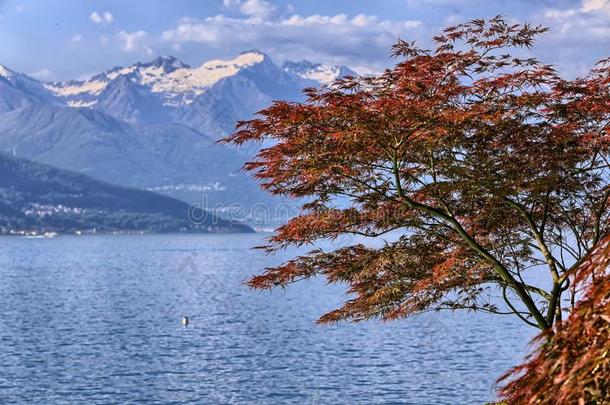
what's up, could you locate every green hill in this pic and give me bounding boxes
[0,154,253,234]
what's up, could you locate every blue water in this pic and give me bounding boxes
[0,234,535,404]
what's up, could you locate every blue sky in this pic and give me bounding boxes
[0,0,608,81]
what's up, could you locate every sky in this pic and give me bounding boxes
[0,0,608,81]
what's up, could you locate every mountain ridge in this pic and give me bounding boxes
[0,51,356,222]
[35,51,355,110]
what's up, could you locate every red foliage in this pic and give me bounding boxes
[223,17,610,331]
[498,235,610,404]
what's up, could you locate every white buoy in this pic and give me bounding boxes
[182,315,190,327]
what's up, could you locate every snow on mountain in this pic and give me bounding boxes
[0,52,356,215]
[32,50,307,135]
[44,52,270,108]
[1,53,358,115]
[170,52,306,142]
[0,64,14,78]
[282,60,357,85]
[149,52,266,105]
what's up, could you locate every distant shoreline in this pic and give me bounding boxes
[0,227,256,237]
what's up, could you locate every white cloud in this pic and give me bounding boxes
[239,0,275,19]
[223,0,275,19]
[161,12,423,70]
[545,0,610,18]
[161,20,218,43]
[532,0,610,77]
[90,11,114,24]
[406,0,478,5]
[90,12,103,24]
[118,30,152,54]
[544,9,577,19]
[542,0,610,40]
[581,0,610,13]
[69,34,82,44]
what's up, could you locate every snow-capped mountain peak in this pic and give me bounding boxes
[0,64,14,78]
[43,51,273,108]
[149,51,269,104]
[0,52,359,113]
[2,51,357,123]
[202,51,266,71]
[283,60,356,85]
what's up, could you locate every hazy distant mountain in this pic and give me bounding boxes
[0,103,256,205]
[0,154,252,234]
[0,51,356,221]
[41,52,309,137]
[282,60,357,85]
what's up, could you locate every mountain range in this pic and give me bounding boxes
[0,52,356,223]
[0,153,252,234]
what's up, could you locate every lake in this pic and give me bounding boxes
[0,234,535,404]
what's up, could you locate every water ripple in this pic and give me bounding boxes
[0,234,534,404]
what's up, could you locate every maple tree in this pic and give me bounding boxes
[224,16,610,332]
[498,235,610,404]
[497,51,610,399]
